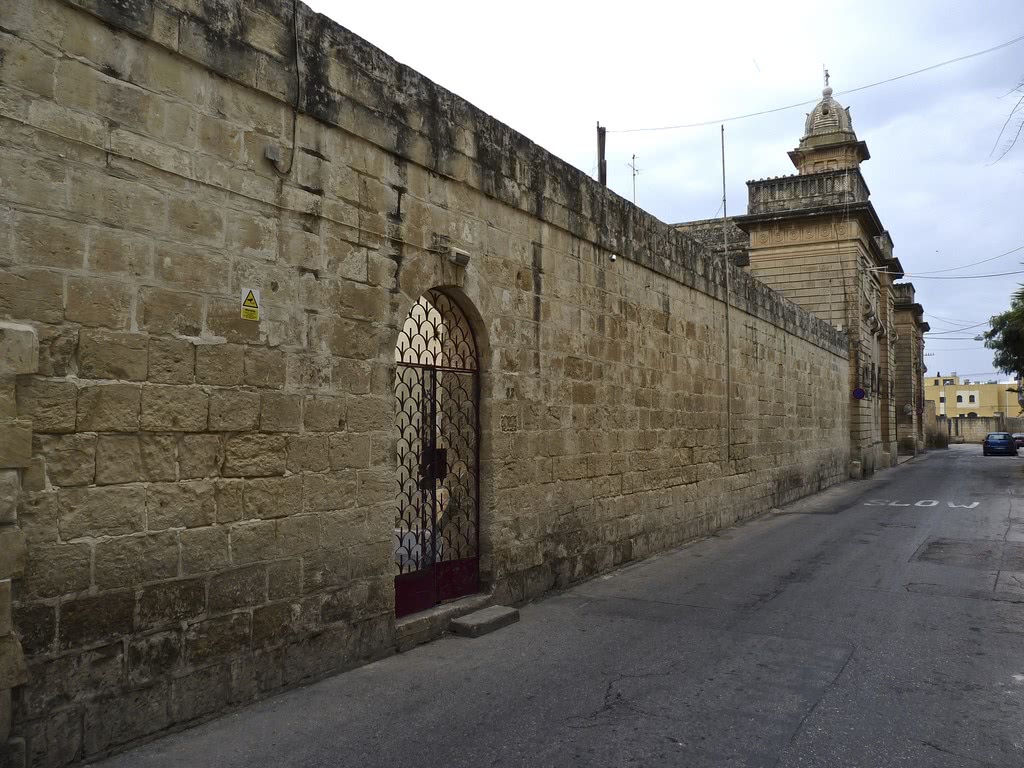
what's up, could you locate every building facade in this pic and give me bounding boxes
[925,374,1018,419]
[731,86,907,476]
[893,284,928,453]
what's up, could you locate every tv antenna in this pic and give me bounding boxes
[628,154,641,205]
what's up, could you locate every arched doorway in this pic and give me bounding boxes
[393,289,480,617]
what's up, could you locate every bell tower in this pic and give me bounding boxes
[788,81,870,174]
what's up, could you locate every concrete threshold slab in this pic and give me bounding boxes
[395,593,493,652]
[450,605,520,638]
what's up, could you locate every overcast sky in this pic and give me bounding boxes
[307,0,1024,384]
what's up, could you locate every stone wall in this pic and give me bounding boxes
[946,415,1024,444]
[672,218,749,266]
[0,0,849,764]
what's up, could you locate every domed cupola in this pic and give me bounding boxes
[789,82,870,174]
[803,86,854,139]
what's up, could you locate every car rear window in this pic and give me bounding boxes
[987,433,1011,439]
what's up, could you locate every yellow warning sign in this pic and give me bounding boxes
[240,288,260,321]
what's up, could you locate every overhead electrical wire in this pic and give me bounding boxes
[926,321,992,335]
[868,243,1024,276]
[880,267,1024,280]
[608,33,1024,134]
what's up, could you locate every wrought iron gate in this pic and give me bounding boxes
[393,290,480,618]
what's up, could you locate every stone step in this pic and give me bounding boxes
[449,605,520,638]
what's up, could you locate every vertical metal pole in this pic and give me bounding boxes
[631,154,637,204]
[597,122,607,186]
[721,125,732,463]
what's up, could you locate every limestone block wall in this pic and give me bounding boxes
[742,217,892,474]
[0,0,849,764]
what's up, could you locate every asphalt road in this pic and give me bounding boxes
[99,445,1024,767]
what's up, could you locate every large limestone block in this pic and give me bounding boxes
[0,323,38,375]
[0,634,28,689]
[0,420,32,468]
[0,528,25,581]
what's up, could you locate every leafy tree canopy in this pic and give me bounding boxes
[983,287,1024,411]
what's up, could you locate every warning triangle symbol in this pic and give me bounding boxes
[242,290,259,309]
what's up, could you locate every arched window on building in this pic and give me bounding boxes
[969,395,976,403]
[967,412,978,418]
[956,395,963,403]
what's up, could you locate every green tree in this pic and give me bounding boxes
[984,286,1024,411]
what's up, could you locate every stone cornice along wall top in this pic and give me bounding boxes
[57,0,846,357]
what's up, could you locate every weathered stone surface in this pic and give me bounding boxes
[127,630,181,686]
[137,578,206,630]
[35,324,78,377]
[23,542,90,599]
[0,528,27,581]
[328,433,370,469]
[180,525,230,574]
[195,343,245,385]
[184,613,251,664]
[76,384,141,432]
[36,433,95,486]
[303,471,357,512]
[141,384,208,431]
[148,337,195,384]
[16,379,77,434]
[0,269,63,324]
[78,329,148,381]
[179,433,222,478]
[58,591,134,650]
[208,389,260,431]
[0,419,33,468]
[223,434,286,477]
[0,322,39,375]
[147,480,216,530]
[22,707,83,768]
[268,558,301,600]
[12,602,55,656]
[139,287,203,336]
[242,476,301,519]
[0,580,10,636]
[20,642,122,716]
[259,391,301,432]
[95,434,177,484]
[286,434,329,472]
[214,479,244,523]
[170,663,231,723]
[83,682,169,756]
[244,347,286,388]
[66,275,133,329]
[94,532,179,589]
[209,564,265,612]
[58,485,146,538]
[0,634,28,691]
[303,395,346,432]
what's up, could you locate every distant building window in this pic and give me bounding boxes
[956,395,963,403]
[943,379,955,385]
[969,395,976,403]
[934,379,939,386]
[967,412,978,418]
[939,396,945,403]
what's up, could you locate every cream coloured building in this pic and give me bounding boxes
[925,373,1018,419]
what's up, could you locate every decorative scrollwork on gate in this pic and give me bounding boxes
[393,290,479,583]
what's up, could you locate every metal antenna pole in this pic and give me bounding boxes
[597,122,607,186]
[628,154,640,205]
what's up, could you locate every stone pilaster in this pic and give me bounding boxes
[0,323,38,767]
